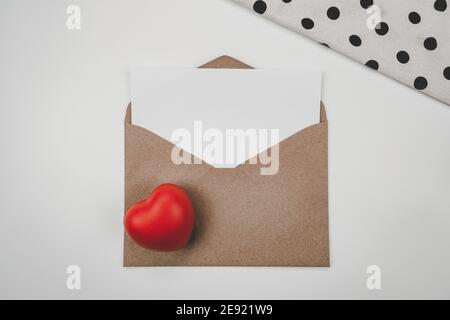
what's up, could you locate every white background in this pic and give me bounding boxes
[0,0,449,300]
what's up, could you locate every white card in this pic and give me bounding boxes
[131,68,321,168]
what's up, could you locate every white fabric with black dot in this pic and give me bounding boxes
[231,0,450,105]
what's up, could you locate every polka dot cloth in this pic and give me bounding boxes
[233,0,450,105]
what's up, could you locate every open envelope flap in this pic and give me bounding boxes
[124,56,329,267]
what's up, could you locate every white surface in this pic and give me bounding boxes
[0,0,449,300]
[131,68,321,167]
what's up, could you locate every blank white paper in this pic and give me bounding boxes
[131,68,321,168]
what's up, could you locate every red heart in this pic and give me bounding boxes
[124,184,194,252]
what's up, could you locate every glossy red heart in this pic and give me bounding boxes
[124,184,194,252]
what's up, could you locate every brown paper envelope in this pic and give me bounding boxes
[124,55,329,267]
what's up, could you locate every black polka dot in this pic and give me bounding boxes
[397,51,410,64]
[253,0,267,15]
[365,60,379,70]
[327,7,340,20]
[424,37,438,50]
[375,22,389,36]
[434,0,447,12]
[444,67,450,80]
[360,0,374,9]
[414,77,428,90]
[301,18,315,30]
[349,35,362,47]
[282,0,292,2]
[408,12,421,24]
[320,43,330,48]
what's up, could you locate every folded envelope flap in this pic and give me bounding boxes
[199,55,253,70]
